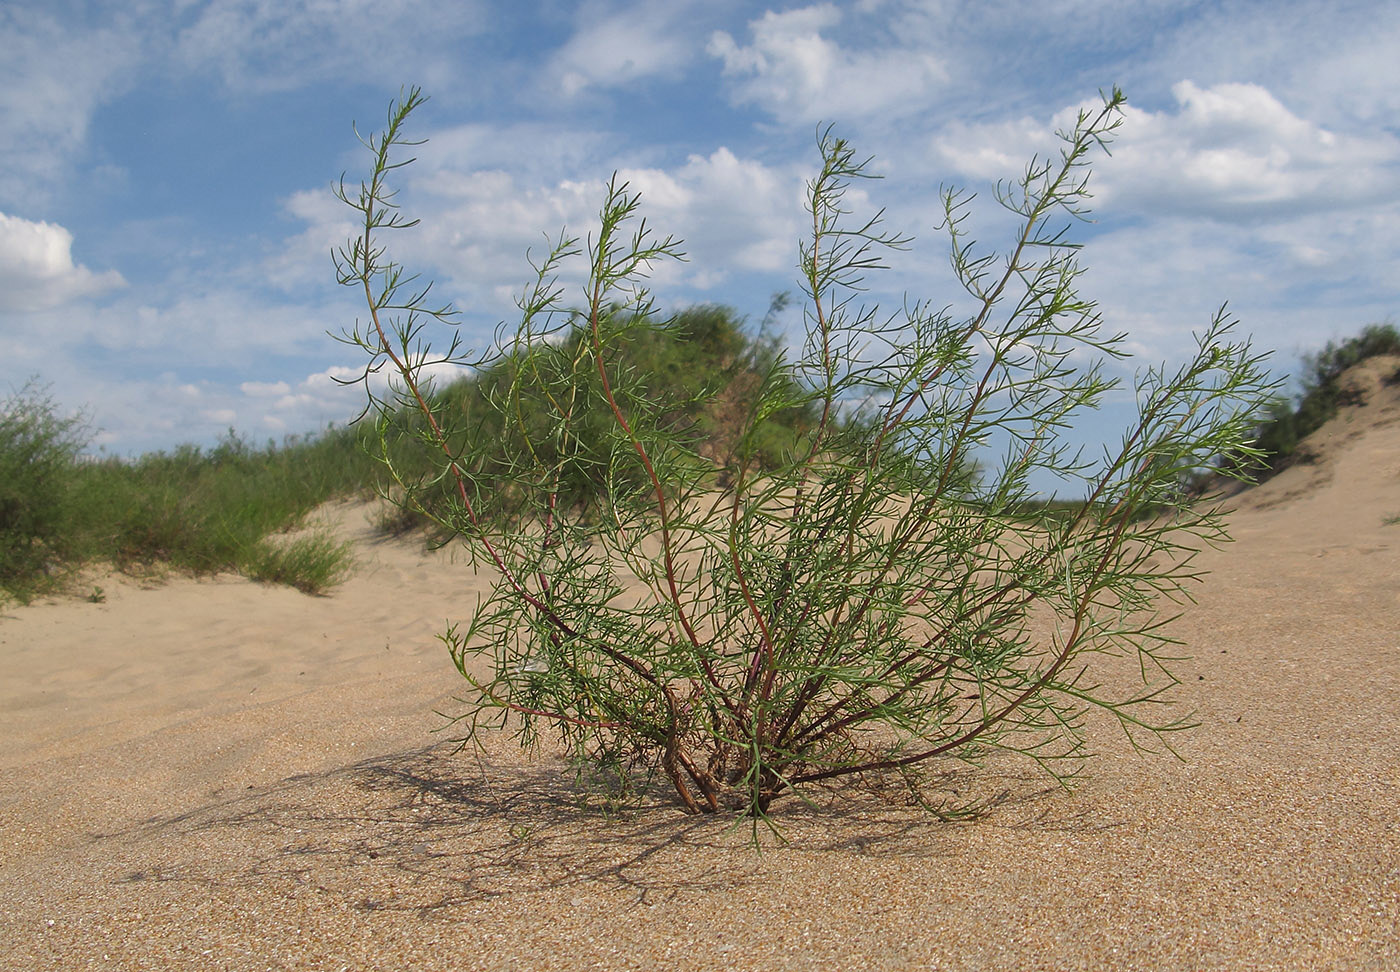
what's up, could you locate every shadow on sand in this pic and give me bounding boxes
[100,743,1100,915]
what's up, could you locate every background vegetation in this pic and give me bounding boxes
[0,385,361,603]
[370,301,818,537]
[1226,323,1400,479]
[0,303,810,604]
[7,316,1397,607]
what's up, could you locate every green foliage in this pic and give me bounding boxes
[242,530,356,595]
[1236,323,1400,475]
[370,300,818,534]
[67,432,361,594]
[0,380,90,599]
[339,87,1275,825]
[0,303,808,602]
[0,400,361,602]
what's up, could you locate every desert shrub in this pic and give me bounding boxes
[337,88,1274,823]
[0,380,89,600]
[241,530,356,595]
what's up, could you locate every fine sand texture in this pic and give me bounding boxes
[2,362,1398,971]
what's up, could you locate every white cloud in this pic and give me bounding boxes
[415,122,615,182]
[931,81,1400,222]
[708,3,947,123]
[49,364,378,456]
[260,361,471,425]
[1065,198,1400,370]
[550,5,694,97]
[615,147,806,286]
[275,128,809,361]
[927,115,1056,182]
[1137,1,1400,130]
[404,170,603,312]
[1105,81,1400,219]
[0,213,126,312]
[898,77,1400,382]
[0,8,145,209]
[273,121,623,304]
[173,0,487,93]
[240,380,292,397]
[403,145,803,303]
[2,284,351,377]
[265,187,362,292]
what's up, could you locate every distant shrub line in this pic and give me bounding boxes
[7,317,1394,605]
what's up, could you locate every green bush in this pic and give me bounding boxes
[339,87,1274,825]
[242,530,356,595]
[0,381,89,599]
[67,433,360,593]
[370,301,818,536]
[1235,323,1400,475]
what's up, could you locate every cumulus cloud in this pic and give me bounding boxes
[265,187,362,291]
[1106,81,1400,219]
[913,76,1400,375]
[401,170,604,311]
[932,81,1400,222]
[614,147,806,286]
[1136,1,1400,130]
[708,3,946,123]
[1,283,352,381]
[0,213,126,312]
[281,125,807,316]
[273,121,623,304]
[245,361,472,433]
[415,147,802,299]
[1076,210,1400,372]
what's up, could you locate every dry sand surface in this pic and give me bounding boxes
[2,360,1398,971]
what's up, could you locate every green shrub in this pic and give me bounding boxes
[1234,323,1400,476]
[241,530,356,595]
[0,381,89,600]
[371,300,818,537]
[338,87,1274,825]
[68,432,361,586]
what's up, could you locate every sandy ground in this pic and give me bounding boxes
[2,362,1397,971]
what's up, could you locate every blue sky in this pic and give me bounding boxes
[3,0,1398,468]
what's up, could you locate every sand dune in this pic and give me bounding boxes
[2,362,1397,970]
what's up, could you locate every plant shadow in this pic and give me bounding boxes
[101,743,1086,916]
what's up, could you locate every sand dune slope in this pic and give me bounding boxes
[2,363,1397,971]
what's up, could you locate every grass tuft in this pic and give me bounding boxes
[241,530,357,595]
